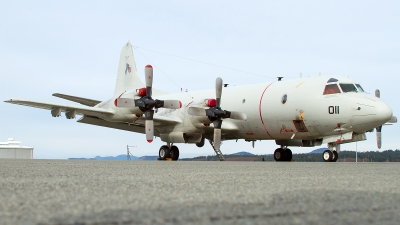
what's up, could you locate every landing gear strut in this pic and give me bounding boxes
[158,145,180,161]
[274,147,293,161]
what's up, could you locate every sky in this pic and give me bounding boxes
[1,1,399,159]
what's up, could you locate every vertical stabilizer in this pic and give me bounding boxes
[114,42,145,96]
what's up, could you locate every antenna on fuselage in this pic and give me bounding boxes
[277,77,283,81]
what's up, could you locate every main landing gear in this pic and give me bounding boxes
[322,143,339,162]
[158,145,179,161]
[274,147,293,161]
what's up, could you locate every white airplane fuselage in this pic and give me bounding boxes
[96,75,392,144]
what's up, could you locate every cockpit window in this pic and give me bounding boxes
[327,78,338,83]
[339,83,358,93]
[355,84,364,92]
[323,84,341,95]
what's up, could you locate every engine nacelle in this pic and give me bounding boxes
[65,109,76,119]
[51,108,61,117]
[160,132,202,143]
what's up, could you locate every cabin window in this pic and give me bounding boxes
[327,78,339,83]
[282,94,287,104]
[323,84,341,95]
[339,83,357,93]
[355,84,364,92]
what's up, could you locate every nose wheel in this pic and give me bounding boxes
[323,143,340,162]
[158,145,179,161]
[273,148,293,161]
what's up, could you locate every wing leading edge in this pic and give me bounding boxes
[4,99,114,118]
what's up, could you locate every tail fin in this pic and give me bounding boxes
[114,42,145,96]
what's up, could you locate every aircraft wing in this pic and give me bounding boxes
[4,99,114,118]
[52,93,101,107]
[78,114,182,135]
[78,116,146,134]
[202,120,241,140]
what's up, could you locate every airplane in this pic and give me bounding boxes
[5,42,397,162]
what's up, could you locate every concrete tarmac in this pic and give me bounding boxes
[1,159,400,225]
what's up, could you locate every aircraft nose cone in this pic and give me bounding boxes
[375,100,393,125]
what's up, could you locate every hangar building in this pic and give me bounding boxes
[0,138,33,159]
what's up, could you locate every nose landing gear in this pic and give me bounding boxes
[323,143,339,162]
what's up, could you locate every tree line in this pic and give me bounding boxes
[181,150,400,162]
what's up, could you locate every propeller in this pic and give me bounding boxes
[188,77,246,150]
[115,65,181,143]
[375,89,382,149]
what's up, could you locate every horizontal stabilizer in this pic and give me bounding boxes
[52,93,101,107]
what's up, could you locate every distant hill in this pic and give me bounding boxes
[69,154,141,161]
[69,149,400,162]
[231,151,254,156]
[309,148,329,154]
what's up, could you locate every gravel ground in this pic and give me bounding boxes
[0,159,399,225]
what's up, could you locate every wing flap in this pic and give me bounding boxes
[52,93,101,106]
[4,99,114,118]
[78,116,146,134]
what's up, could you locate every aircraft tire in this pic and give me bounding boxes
[285,148,293,161]
[322,150,333,162]
[274,148,284,161]
[196,137,205,148]
[159,145,170,160]
[332,151,338,162]
[170,146,179,161]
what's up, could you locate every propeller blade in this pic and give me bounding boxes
[145,65,153,97]
[144,110,154,143]
[213,128,221,150]
[161,100,182,109]
[145,120,154,143]
[188,107,207,116]
[228,111,247,120]
[213,119,222,150]
[114,98,136,107]
[216,77,223,107]
[375,89,380,98]
[376,125,382,149]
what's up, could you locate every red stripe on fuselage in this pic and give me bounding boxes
[259,83,275,139]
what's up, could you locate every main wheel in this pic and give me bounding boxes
[159,145,171,160]
[285,148,293,161]
[322,150,333,162]
[332,151,338,162]
[170,146,179,161]
[274,148,284,161]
